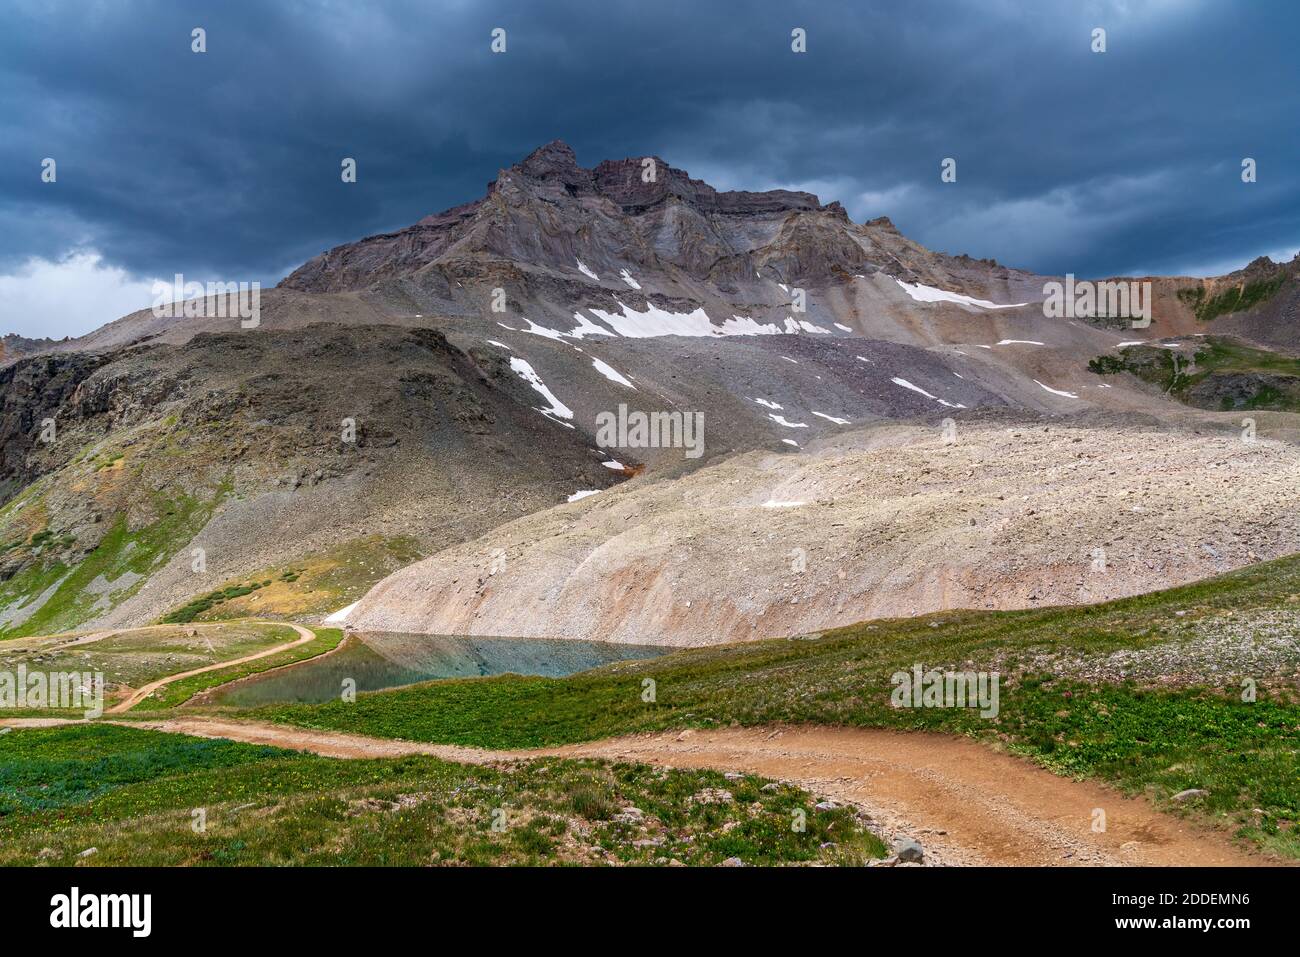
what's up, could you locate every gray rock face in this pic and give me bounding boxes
[1186,371,1300,410]
[501,139,827,216]
[894,838,925,863]
[0,351,110,497]
[278,138,1017,299]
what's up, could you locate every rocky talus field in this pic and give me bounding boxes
[349,418,1300,644]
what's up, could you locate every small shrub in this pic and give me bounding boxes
[568,786,617,821]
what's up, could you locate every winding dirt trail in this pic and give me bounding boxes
[109,717,1268,867]
[551,726,1268,867]
[106,623,316,714]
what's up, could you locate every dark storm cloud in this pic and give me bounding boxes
[1,0,1298,336]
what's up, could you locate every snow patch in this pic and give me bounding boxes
[769,414,809,429]
[618,269,641,290]
[520,317,567,341]
[753,398,783,410]
[584,300,783,339]
[894,278,1028,310]
[567,490,601,502]
[811,411,851,425]
[890,377,938,400]
[510,357,575,424]
[591,357,636,389]
[1033,379,1079,399]
[577,260,600,281]
[795,318,832,334]
[324,600,360,625]
[891,376,966,409]
[565,312,618,339]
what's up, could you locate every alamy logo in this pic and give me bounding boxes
[595,403,704,459]
[890,664,1000,718]
[50,887,151,937]
[0,667,103,719]
[1042,273,1151,327]
[152,274,260,328]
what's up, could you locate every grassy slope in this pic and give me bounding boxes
[1089,336,1300,411]
[0,724,885,866]
[252,554,1300,855]
[0,621,316,717]
[0,622,297,693]
[0,490,221,639]
[1178,273,1289,322]
[161,536,422,623]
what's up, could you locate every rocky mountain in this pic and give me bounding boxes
[349,418,1300,644]
[2,141,1298,641]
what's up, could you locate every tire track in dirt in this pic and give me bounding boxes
[106,622,316,714]
[94,717,1270,867]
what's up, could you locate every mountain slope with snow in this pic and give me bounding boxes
[2,141,1298,637]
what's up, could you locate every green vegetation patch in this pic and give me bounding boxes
[1088,335,1300,411]
[0,622,298,696]
[1000,680,1299,856]
[0,724,884,866]
[160,535,423,622]
[1178,273,1289,322]
[163,579,274,624]
[0,492,220,640]
[0,723,284,816]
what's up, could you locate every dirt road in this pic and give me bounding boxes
[106,623,316,714]
[107,717,1266,867]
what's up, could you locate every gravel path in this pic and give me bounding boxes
[105,623,315,713]
[30,716,1268,868]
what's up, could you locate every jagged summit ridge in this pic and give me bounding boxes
[504,139,834,216]
[278,139,870,294]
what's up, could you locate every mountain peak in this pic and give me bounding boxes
[518,139,582,177]
[281,141,897,293]
[490,141,828,217]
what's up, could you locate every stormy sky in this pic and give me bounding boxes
[1,0,1297,338]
